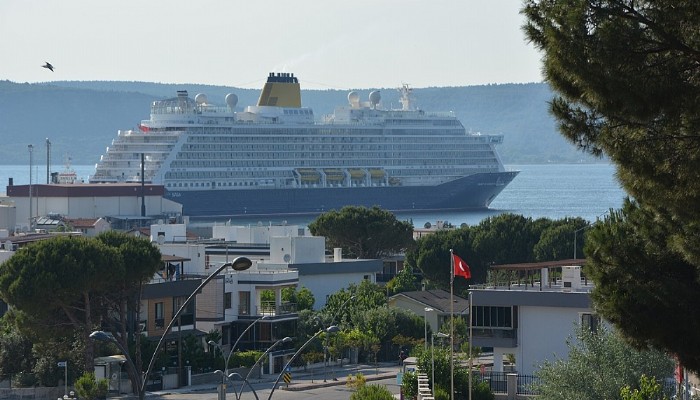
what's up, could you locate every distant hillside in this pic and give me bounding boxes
[0,80,594,166]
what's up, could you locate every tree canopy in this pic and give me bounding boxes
[308,206,414,259]
[385,264,420,295]
[407,213,588,288]
[523,0,700,372]
[0,232,161,375]
[585,200,700,372]
[534,325,673,400]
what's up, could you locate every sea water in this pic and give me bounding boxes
[0,163,626,226]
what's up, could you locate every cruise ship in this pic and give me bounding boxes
[90,73,519,218]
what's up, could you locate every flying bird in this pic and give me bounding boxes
[42,62,54,72]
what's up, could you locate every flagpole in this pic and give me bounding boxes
[469,290,473,400]
[450,249,455,400]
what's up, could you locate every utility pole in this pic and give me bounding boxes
[28,144,33,230]
[46,138,51,184]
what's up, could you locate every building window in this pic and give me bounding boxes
[222,325,230,345]
[224,292,232,309]
[154,302,164,328]
[472,306,514,328]
[238,291,250,315]
[173,296,195,326]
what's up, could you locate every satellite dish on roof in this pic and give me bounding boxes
[4,240,12,250]
[283,254,291,263]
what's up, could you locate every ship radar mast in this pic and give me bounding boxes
[398,83,414,110]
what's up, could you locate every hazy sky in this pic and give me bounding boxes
[1,0,543,90]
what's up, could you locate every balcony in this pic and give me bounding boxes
[237,302,297,319]
[258,301,297,316]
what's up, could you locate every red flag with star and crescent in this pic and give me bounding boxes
[453,253,471,279]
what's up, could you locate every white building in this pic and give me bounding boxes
[145,221,382,366]
[470,260,595,376]
[5,183,182,231]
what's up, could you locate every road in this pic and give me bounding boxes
[156,376,401,400]
[147,363,403,400]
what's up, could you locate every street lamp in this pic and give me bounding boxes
[93,257,252,400]
[432,332,449,393]
[324,295,355,382]
[424,307,434,350]
[228,372,258,400]
[208,315,267,400]
[232,336,292,400]
[267,326,339,400]
[330,294,356,325]
[573,225,588,259]
[208,314,268,399]
[28,144,33,230]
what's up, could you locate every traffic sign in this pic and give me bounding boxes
[283,372,292,384]
[57,361,67,367]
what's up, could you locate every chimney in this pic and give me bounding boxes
[334,248,342,262]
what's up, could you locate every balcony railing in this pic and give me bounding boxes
[257,301,297,316]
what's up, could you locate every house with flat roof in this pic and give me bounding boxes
[470,259,595,376]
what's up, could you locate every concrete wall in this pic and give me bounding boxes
[301,272,373,310]
[0,204,16,232]
[515,305,588,375]
[270,236,325,264]
[0,387,65,399]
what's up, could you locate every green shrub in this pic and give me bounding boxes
[302,350,324,364]
[346,372,367,389]
[230,350,264,367]
[12,372,38,388]
[74,372,108,400]
[400,371,417,400]
[434,385,450,400]
[349,383,395,400]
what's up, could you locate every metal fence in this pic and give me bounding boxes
[477,371,541,395]
[517,374,540,395]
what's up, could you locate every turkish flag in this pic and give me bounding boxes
[453,253,471,279]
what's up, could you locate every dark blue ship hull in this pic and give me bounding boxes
[164,171,519,219]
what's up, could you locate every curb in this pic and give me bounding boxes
[281,371,397,391]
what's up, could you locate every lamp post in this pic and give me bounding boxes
[228,373,259,400]
[573,225,587,259]
[208,314,268,399]
[424,307,434,350]
[267,326,339,400]
[231,336,292,400]
[208,315,267,400]
[324,295,355,382]
[28,144,33,230]
[432,332,449,393]
[92,257,252,400]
